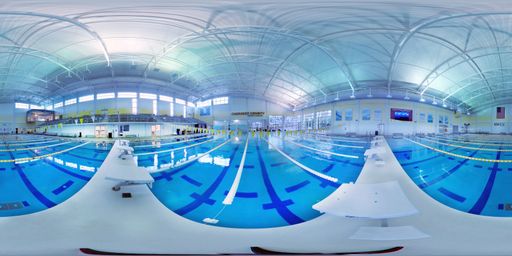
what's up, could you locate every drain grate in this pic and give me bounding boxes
[498,203,512,210]
[0,202,25,210]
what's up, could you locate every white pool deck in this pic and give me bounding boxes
[1,136,512,255]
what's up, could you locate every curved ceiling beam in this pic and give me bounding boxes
[385,12,512,95]
[145,26,354,96]
[417,48,512,101]
[459,86,512,107]
[0,11,111,66]
[447,67,512,101]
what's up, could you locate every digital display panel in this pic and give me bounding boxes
[390,108,413,121]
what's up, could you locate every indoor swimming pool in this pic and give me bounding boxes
[136,134,368,228]
[389,135,512,217]
[0,135,111,216]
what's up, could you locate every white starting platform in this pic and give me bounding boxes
[105,140,154,192]
[313,181,417,219]
[313,181,428,241]
[350,225,429,241]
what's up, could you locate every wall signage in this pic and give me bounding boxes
[231,112,265,116]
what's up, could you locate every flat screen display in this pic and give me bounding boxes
[390,108,413,121]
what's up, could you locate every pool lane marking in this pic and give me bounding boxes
[223,135,250,205]
[284,138,359,159]
[0,139,61,147]
[417,146,482,189]
[28,149,92,181]
[418,137,512,152]
[6,150,57,209]
[405,138,512,163]
[152,138,231,173]
[133,135,212,148]
[292,136,364,149]
[0,142,91,163]
[264,137,338,183]
[135,137,217,156]
[469,148,501,215]
[131,133,208,143]
[174,144,241,216]
[308,134,368,144]
[256,143,304,225]
[0,141,74,152]
[426,136,512,147]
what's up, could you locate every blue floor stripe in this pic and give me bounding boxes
[417,147,482,189]
[438,187,466,203]
[256,144,303,225]
[469,149,501,215]
[174,145,240,216]
[399,144,463,167]
[16,168,56,208]
[52,180,74,195]
[270,162,287,167]
[223,190,259,198]
[181,175,202,187]
[42,159,91,181]
[285,180,311,193]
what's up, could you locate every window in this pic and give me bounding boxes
[159,95,173,102]
[131,98,137,115]
[97,92,115,100]
[213,97,228,105]
[118,92,137,98]
[362,109,371,121]
[54,102,63,108]
[419,113,426,122]
[140,93,157,100]
[152,100,157,115]
[304,113,315,129]
[79,94,94,102]
[175,98,185,105]
[284,115,301,130]
[316,110,332,129]
[170,102,174,117]
[374,110,382,121]
[269,115,283,130]
[30,105,43,110]
[196,100,211,108]
[65,98,77,106]
[45,105,53,111]
[15,102,29,109]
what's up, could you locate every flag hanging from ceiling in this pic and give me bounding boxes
[497,107,505,119]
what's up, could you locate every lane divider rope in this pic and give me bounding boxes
[405,138,512,163]
[135,137,219,156]
[0,142,91,163]
[153,138,232,173]
[264,137,338,183]
[223,135,250,205]
[285,137,359,159]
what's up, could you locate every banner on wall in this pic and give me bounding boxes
[199,107,211,116]
[335,110,342,121]
[497,107,505,119]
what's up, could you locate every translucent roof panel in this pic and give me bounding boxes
[0,0,511,111]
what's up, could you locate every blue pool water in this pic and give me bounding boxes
[0,135,111,217]
[389,135,512,217]
[136,134,368,228]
